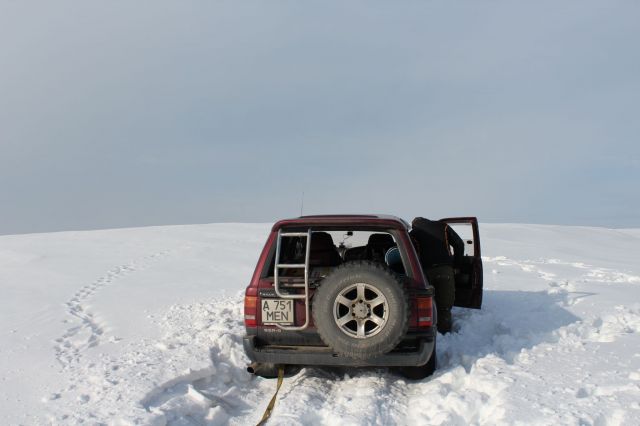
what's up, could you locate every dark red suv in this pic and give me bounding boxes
[243,215,482,379]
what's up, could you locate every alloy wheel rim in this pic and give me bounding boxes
[333,283,388,339]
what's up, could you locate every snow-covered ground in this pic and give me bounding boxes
[1,223,640,425]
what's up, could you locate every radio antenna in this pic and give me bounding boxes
[300,191,304,216]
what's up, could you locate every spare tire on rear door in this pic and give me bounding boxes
[312,261,409,359]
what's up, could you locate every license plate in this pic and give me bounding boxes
[261,299,294,324]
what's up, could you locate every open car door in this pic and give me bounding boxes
[439,217,483,309]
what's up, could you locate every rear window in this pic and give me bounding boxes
[262,229,407,279]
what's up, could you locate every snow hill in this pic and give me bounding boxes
[1,223,640,425]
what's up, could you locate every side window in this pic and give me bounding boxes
[446,223,475,257]
[263,236,305,278]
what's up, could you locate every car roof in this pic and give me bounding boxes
[272,214,410,231]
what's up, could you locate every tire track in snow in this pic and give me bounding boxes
[481,256,640,423]
[272,367,407,424]
[484,256,640,286]
[143,334,408,425]
[77,255,640,425]
[484,255,640,336]
[144,257,574,425]
[53,250,173,369]
[141,296,523,425]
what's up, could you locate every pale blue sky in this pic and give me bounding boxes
[1,1,639,234]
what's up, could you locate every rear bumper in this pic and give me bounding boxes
[243,335,434,367]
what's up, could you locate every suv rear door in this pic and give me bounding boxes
[439,217,483,309]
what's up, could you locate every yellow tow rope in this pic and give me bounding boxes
[256,366,285,426]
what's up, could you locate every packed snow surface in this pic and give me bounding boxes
[1,223,640,425]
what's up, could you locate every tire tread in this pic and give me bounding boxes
[312,260,410,359]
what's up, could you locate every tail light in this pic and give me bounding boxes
[244,292,258,327]
[416,296,433,328]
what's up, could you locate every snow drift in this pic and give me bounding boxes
[1,223,639,425]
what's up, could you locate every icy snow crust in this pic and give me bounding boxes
[1,223,640,425]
